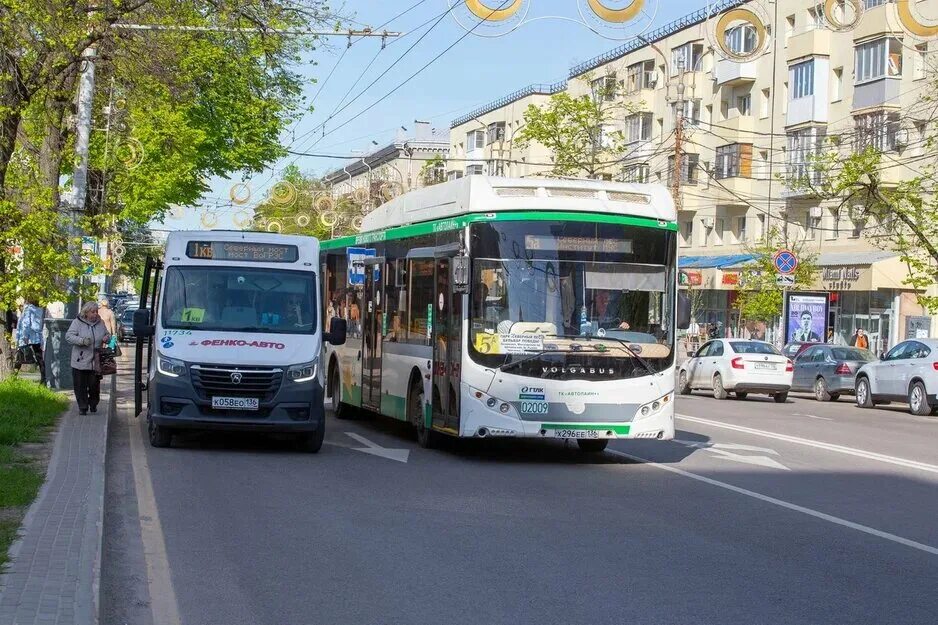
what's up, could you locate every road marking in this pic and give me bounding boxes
[345,432,410,463]
[675,439,790,471]
[608,449,938,557]
[677,414,938,475]
[792,413,833,421]
[128,413,182,625]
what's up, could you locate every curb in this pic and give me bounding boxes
[93,375,116,624]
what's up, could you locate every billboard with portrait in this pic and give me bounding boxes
[785,292,829,344]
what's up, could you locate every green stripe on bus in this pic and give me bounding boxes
[380,394,408,421]
[541,423,631,435]
[320,210,677,250]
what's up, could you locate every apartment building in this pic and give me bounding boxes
[446,0,937,348]
[323,120,449,197]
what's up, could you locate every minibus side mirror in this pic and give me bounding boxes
[133,308,155,337]
[325,317,347,346]
[677,292,691,330]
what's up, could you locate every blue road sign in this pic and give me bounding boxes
[773,249,798,275]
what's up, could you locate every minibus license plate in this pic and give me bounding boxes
[552,429,599,439]
[212,396,259,411]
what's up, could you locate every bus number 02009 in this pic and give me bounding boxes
[520,401,549,415]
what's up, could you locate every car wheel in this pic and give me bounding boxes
[576,438,609,453]
[678,370,691,395]
[909,381,931,416]
[735,392,748,400]
[856,377,874,408]
[773,392,788,403]
[712,374,728,400]
[814,377,833,402]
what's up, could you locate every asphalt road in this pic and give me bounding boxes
[102,371,938,625]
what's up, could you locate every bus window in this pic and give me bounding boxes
[408,259,434,345]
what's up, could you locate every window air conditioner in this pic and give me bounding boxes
[702,217,715,229]
[809,206,823,218]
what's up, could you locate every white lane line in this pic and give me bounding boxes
[608,449,938,557]
[128,413,183,625]
[677,414,938,475]
[792,413,834,421]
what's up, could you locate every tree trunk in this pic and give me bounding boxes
[39,66,80,208]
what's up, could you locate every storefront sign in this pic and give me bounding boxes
[722,272,740,286]
[679,270,702,286]
[785,292,829,344]
[822,266,862,291]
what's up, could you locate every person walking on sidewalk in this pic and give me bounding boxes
[98,298,117,337]
[14,298,47,384]
[66,302,111,415]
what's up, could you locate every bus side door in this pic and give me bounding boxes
[361,261,383,411]
[432,257,461,434]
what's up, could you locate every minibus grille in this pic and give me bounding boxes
[190,365,283,401]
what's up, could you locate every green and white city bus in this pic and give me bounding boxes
[321,176,689,452]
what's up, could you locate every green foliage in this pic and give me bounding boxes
[0,377,69,446]
[734,228,820,323]
[252,168,363,239]
[514,76,634,178]
[420,154,446,186]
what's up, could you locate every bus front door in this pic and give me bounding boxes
[361,262,383,411]
[432,257,461,434]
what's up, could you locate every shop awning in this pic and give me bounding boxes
[816,251,897,266]
[678,254,756,269]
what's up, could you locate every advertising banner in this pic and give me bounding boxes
[785,292,829,344]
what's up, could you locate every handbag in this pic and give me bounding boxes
[99,348,117,376]
[15,344,39,366]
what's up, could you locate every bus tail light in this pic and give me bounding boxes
[731,357,745,370]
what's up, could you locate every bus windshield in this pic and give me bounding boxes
[469,220,676,377]
[161,266,317,334]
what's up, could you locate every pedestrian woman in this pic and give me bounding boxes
[66,301,111,415]
[14,298,46,385]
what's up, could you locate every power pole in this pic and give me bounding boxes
[671,58,686,211]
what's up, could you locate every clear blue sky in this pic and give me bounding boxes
[167,0,710,230]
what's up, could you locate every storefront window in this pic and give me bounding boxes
[831,290,895,354]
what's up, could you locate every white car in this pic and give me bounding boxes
[855,338,938,415]
[678,339,793,402]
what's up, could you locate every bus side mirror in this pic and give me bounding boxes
[325,317,347,346]
[133,308,155,337]
[677,292,691,330]
[452,255,469,293]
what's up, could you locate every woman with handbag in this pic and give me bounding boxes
[65,301,111,415]
[14,298,46,385]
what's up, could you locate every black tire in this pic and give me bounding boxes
[147,417,172,448]
[735,392,749,400]
[331,365,352,419]
[298,419,325,453]
[577,438,609,453]
[909,381,931,416]
[773,392,788,403]
[410,382,437,449]
[712,374,728,400]
[856,377,874,408]
[678,370,691,395]
[814,377,833,402]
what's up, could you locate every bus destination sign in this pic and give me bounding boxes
[525,235,632,254]
[185,241,299,263]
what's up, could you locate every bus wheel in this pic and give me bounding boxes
[410,384,436,449]
[331,368,352,419]
[298,419,325,453]
[148,417,172,448]
[576,439,608,453]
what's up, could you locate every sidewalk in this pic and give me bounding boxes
[0,376,114,625]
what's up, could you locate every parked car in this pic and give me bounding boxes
[855,338,938,415]
[119,308,137,342]
[791,345,876,401]
[678,339,793,402]
[783,341,816,360]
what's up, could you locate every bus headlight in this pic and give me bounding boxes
[288,360,318,383]
[637,393,672,419]
[157,353,187,378]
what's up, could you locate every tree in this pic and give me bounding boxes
[734,228,820,325]
[419,154,446,186]
[792,73,938,311]
[514,76,638,178]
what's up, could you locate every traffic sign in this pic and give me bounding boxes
[773,249,798,275]
[776,274,795,287]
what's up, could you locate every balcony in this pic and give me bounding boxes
[715,58,757,86]
[787,28,830,61]
[852,3,903,41]
[713,175,754,201]
[853,77,902,111]
[718,114,755,136]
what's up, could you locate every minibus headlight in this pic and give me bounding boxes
[157,354,187,378]
[288,360,318,383]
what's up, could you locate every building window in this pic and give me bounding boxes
[714,218,725,246]
[465,164,484,176]
[625,60,656,93]
[620,163,650,183]
[591,75,617,102]
[790,59,816,99]
[466,130,485,150]
[668,154,699,185]
[736,216,748,243]
[671,42,703,73]
[486,160,507,176]
[486,122,505,145]
[787,127,826,185]
[855,38,902,84]
[725,24,757,56]
[680,221,693,247]
[447,170,463,181]
[670,99,701,127]
[625,112,653,143]
[863,0,887,8]
[807,4,825,31]
[854,111,900,152]
[737,94,752,116]
[832,67,843,101]
[760,88,771,118]
[715,143,752,179]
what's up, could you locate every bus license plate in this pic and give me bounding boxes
[755,363,776,370]
[212,396,259,411]
[552,429,599,439]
